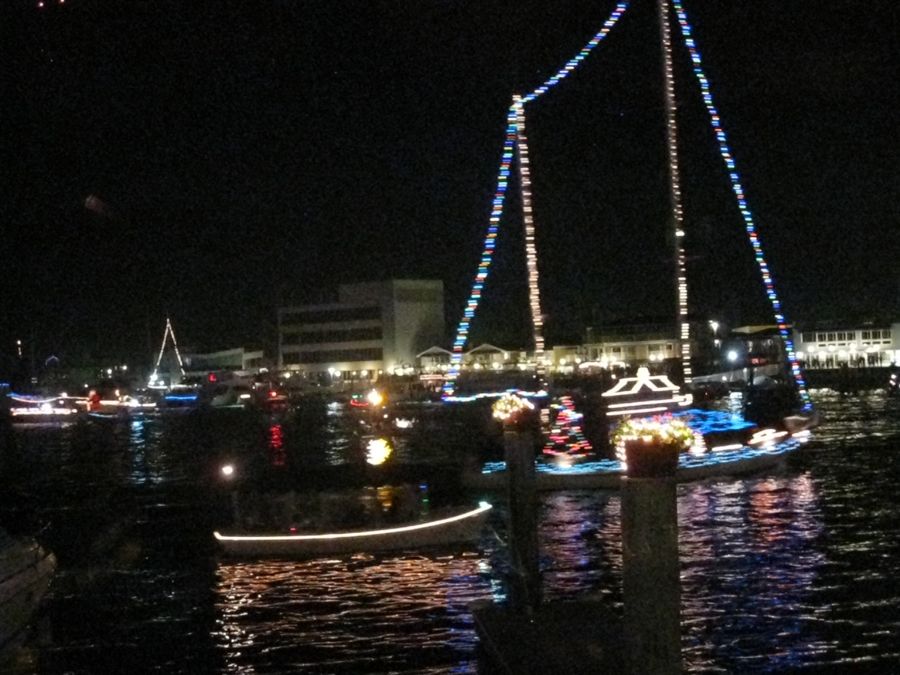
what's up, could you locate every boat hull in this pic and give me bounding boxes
[464,439,802,492]
[215,503,492,558]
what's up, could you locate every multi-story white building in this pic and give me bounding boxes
[278,280,445,381]
[795,322,899,369]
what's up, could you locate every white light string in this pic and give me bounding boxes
[658,0,692,384]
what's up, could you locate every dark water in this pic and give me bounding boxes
[2,391,899,673]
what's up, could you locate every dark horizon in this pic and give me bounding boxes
[3,0,897,369]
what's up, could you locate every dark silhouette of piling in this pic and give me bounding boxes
[621,440,682,674]
[504,425,540,611]
[472,396,622,672]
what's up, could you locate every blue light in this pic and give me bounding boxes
[164,393,198,402]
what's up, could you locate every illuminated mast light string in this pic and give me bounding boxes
[658,0,691,384]
[443,1,630,398]
[513,95,546,374]
[670,0,812,410]
[150,317,185,384]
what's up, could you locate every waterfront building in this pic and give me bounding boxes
[578,322,680,371]
[795,322,900,369]
[278,280,445,382]
[416,346,453,374]
[183,347,269,378]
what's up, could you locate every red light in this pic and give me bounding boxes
[208,373,217,383]
[268,390,277,398]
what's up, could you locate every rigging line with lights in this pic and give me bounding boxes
[149,317,185,387]
[442,0,813,413]
[442,1,630,398]
[670,0,812,410]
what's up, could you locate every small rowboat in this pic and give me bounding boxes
[214,502,492,558]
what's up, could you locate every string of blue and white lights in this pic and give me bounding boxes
[442,108,518,398]
[671,0,813,410]
[442,1,630,398]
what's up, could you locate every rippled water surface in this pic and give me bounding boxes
[2,391,899,673]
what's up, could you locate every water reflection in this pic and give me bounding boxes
[679,474,826,672]
[214,554,489,673]
[268,421,285,467]
[2,390,899,673]
[365,437,393,466]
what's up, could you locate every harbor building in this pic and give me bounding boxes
[577,322,680,372]
[795,322,899,369]
[182,348,269,378]
[278,280,445,382]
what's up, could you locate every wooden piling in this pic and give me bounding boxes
[621,451,681,673]
[504,426,540,612]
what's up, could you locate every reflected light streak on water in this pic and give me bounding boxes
[214,554,487,674]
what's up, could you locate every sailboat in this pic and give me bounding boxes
[457,0,818,490]
[147,317,202,413]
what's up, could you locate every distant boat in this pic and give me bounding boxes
[5,392,83,425]
[0,528,56,660]
[156,385,201,414]
[214,502,492,558]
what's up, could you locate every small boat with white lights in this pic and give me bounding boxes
[213,501,492,558]
[4,392,85,425]
[1,528,56,660]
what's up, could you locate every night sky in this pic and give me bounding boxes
[3,0,897,368]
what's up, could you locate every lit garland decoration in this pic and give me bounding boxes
[491,392,535,424]
[611,414,701,464]
[670,0,812,411]
[442,1,630,398]
[513,96,546,373]
[658,0,691,384]
[542,396,593,457]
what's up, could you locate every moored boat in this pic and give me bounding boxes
[465,435,806,491]
[214,501,492,558]
[464,401,818,492]
[5,392,84,425]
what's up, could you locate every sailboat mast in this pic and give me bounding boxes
[150,317,186,382]
[658,0,692,385]
[513,94,546,378]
